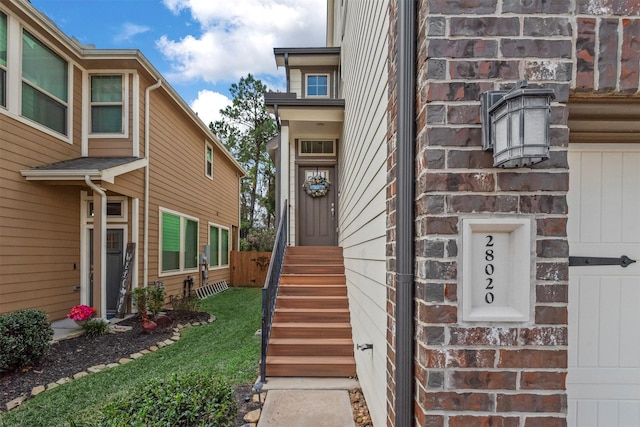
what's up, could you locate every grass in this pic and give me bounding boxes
[0,287,262,427]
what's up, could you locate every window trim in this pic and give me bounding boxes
[305,73,330,98]
[85,196,128,223]
[298,140,336,157]
[205,141,213,180]
[159,207,200,276]
[89,74,127,137]
[208,222,230,269]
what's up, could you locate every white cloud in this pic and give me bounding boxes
[114,23,150,44]
[158,0,326,84]
[189,90,232,127]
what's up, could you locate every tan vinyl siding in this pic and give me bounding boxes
[0,115,82,320]
[336,1,388,425]
[141,88,239,298]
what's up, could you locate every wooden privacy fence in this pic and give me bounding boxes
[230,251,272,287]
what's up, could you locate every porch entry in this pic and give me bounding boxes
[297,166,337,246]
[89,228,124,316]
[567,144,640,426]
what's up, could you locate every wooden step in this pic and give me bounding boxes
[286,246,343,255]
[280,274,346,285]
[265,356,356,377]
[270,322,353,339]
[282,264,344,274]
[268,338,354,356]
[274,308,350,323]
[284,255,344,263]
[276,295,348,309]
[278,284,347,297]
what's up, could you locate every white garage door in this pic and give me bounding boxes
[567,144,640,427]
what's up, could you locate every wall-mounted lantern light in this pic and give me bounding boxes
[481,80,555,168]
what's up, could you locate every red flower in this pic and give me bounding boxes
[67,305,95,321]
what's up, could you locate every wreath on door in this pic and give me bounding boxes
[302,175,331,197]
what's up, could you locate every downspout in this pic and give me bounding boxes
[144,80,163,289]
[84,176,107,318]
[395,1,416,426]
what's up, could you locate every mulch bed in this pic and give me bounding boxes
[0,311,211,410]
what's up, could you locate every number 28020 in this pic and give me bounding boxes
[484,235,494,304]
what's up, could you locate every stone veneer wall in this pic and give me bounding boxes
[387,1,639,426]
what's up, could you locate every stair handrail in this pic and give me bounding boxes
[260,200,288,382]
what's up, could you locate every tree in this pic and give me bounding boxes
[210,74,277,247]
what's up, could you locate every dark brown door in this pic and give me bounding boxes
[298,166,337,246]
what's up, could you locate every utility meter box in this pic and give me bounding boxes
[461,218,532,322]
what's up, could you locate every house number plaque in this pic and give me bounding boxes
[462,218,532,322]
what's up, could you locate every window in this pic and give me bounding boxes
[209,223,230,267]
[0,13,6,108]
[205,142,213,179]
[91,75,123,133]
[306,74,328,97]
[161,209,199,273]
[21,30,68,134]
[299,140,335,156]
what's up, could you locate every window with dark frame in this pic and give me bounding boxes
[91,75,123,133]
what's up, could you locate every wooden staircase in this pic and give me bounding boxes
[265,246,356,377]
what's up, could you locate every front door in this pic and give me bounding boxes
[89,228,124,316]
[567,144,640,426]
[298,166,337,246]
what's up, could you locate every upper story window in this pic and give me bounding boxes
[205,142,213,179]
[306,74,329,97]
[0,12,7,108]
[21,30,68,135]
[91,75,123,134]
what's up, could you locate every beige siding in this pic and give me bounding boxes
[336,0,389,425]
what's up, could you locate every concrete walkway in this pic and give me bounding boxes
[50,317,84,341]
[257,378,358,427]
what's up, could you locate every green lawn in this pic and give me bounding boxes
[0,287,262,427]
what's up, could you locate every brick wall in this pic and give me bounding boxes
[412,0,572,423]
[386,1,639,426]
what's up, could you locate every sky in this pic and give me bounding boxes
[29,0,327,126]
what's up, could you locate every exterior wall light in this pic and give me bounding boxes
[481,80,555,168]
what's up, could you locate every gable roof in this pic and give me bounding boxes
[20,157,147,184]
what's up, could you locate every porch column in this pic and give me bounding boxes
[89,185,107,318]
[279,124,291,242]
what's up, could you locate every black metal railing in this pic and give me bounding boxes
[260,201,288,382]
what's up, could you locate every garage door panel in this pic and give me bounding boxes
[568,145,640,427]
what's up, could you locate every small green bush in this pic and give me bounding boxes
[170,294,201,313]
[97,372,236,427]
[0,309,53,372]
[80,319,110,337]
[130,285,166,318]
[147,286,166,317]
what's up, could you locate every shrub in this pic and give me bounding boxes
[147,286,166,317]
[0,309,53,372]
[170,294,202,313]
[80,319,110,337]
[130,285,166,318]
[97,372,236,427]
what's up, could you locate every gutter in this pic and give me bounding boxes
[395,1,416,426]
[144,80,163,290]
[84,176,107,318]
